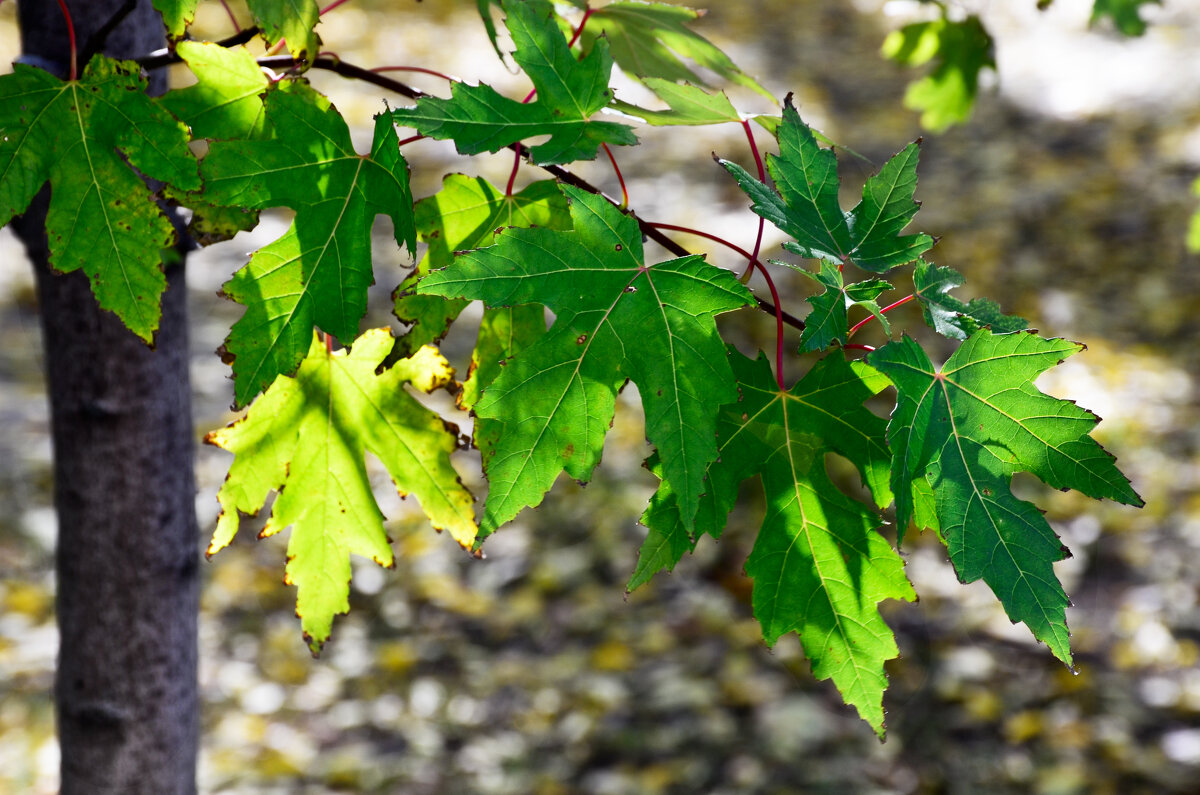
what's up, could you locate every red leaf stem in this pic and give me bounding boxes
[741,119,766,281]
[602,143,628,208]
[218,0,241,31]
[847,293,914,338]
[55,0,77,80]
[371,65,459,83]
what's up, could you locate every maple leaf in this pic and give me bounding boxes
[199,79,416,407]
[720,98,934,273]
[575,1,773,101]
[162,43,269,245]
[868,330,1143,664]
[246,0,321,61]
[206,328,477,653]
[882,14,994,132]
[153,0,198,41]
[394,175,568,356]
[161,42,269,140]
[1091,0,1161,36]
[912,261,1026,340]
[0,56,199,342]
[417,186,755,538]
[635,350,908,735]
[391,0,637,166]
[795,261,892,351]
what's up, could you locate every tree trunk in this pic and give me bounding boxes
[12,2,200,792]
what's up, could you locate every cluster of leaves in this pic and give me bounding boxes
[0,0,1142,735]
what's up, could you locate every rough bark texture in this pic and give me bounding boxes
[12,2,200,792]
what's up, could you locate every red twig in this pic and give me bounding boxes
[55,0,77,80]
[320,0,352,14]
[602,143,628,208]
[754,260,787,390]
[372,64,459,83]
[218,0,241,32]
[568,7,594,48]
[847,293,915,338]
[741,119,766,281]
[648,221,757,263]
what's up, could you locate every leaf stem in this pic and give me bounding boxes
[54,0,77,81]
[568,7,595,49]
[755,260,788,389]
[505,144,525,197]
[740,119,766,281]
[371,64,459,83]
[320,0,353,14]
[847,293,914,338]
[218,0,241,31]
[602,143,628,208]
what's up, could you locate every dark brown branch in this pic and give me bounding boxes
[137,26,261,69]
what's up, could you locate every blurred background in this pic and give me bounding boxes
[1,0,1198,792]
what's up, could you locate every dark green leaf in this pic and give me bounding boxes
[639,350,907,734]
[913,261,1026,340]
[869,331,1143,663]
[721,99,934,273]
[794,261,892,351]
[392,0,636,165]
[418,186,754,537]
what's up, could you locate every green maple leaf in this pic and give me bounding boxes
[1091,0,1160,36]
[418,186,754,538]
[391,0,637,165]
[882,14,994,132]
[609,78,742,126]
[162,43,269,245]
[913,261,1026,340]
[206,328,477,652]
[794,261,892,351]
[720,98,934,273]
[161,42,269,140]
[199,80,416,407]
[0,56,199,342]
[153,0,198,40]
[577,1,772,101]
[868,331,1143,663]
[636,350,908,734]
[394,175,568,356]
[246,0,321,61]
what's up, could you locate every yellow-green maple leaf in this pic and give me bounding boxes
[206,329,477,652]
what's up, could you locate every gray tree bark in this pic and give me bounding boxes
[11,2,199,792]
